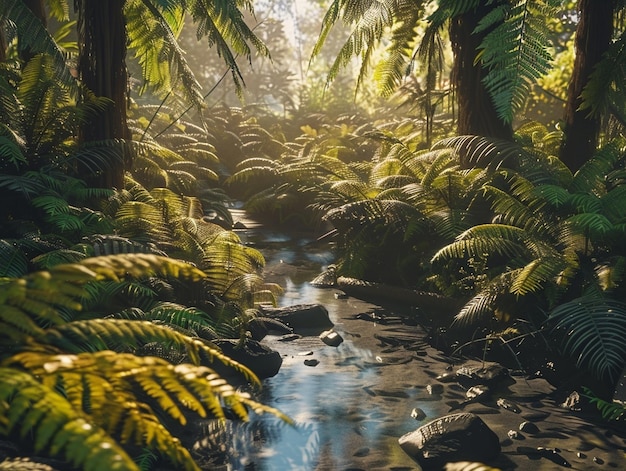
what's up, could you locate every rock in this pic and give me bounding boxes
[456,363,510,386]
[277,333,301,342]
[465,385,490,401]
[560,391,582,411]
[232,221,247,230]
[336,276,462,317]
[497,398,521,413]
[427,384,444,395]
[519,421,539,434]
[320,330,343,347]
[507,430,522,440]
[260,304,334,333]
[212,339,282,379]
[304,359,319,367]
[411,407,427,421]
[310,265,337,287]
[398,412,501,468]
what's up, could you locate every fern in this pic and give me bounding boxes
[476,1,555,123]
[0,368,139,471]
[549,297,626,382]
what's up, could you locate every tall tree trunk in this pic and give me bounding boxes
[0,26,6,62]
[560,0,614,173]
[76,0,129,189]
[449,2,512,158]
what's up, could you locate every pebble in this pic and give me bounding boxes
[426,384,444,395]
[304,359,319,367]
[593,457,604,464]
[410,407,426,421]
[519,421,540,434]
[497,398,521,413]
[507,430,522,440]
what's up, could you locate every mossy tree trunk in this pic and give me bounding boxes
[560,0,614,173]
[76,0,130,189]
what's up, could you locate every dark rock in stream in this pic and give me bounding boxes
[320,329,344,347]
[398,412,501,469]
[259,304,334,333]
[212,339,282,379]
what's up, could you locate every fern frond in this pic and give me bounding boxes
[432,224,529,262]
[0,367,138,471]
[549,297,626,382]
[477,1,554,123]
[41,318,257,382]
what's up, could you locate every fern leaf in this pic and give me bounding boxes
[477,1,554,123]
[549,297,626,382]
[0,367,138,470]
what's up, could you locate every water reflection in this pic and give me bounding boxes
[213,218,421,470]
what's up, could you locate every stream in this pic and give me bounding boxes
[189,210,626,471]
[201,210,424,470]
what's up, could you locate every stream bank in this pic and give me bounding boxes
[191,211,626,471]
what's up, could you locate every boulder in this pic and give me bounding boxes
[259,304,334,333]
[398,413,501,469]
[212,339,282,380]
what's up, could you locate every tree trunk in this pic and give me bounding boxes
[76,0,129,189]
[560,0,614,173]
[449,2,512,156]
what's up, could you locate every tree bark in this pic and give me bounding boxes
[560,0,614,173]
[76,0,129,189]
[449,2,512,156]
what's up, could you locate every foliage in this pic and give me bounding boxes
[0,254,289,470]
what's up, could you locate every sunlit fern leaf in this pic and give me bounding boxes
[433,135,524,169]
[125,0,202,107]
[374,4,427,98]
[0,367,139,471]
[2,1,77,96]
[31,249,88,270]
[432,224,530,262]
[186,0,270,97]
[0,458,56,470]
[420,149,457,188]
[596,258,626,292]
[453,289,498,328]
[482,185,548,234]
[549,297,626,382]
[510,256,569,296]
[533,184,571,208]
[40,318,255,381]
[227,165,278,185]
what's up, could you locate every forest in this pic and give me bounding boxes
[1,0,626,470]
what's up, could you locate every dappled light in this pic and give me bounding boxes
[1,1,626,470]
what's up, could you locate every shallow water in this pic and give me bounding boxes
[193,211,626,471]
[223,213,422,470]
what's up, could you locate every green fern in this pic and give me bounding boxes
[476,1,555,123]
[549,297,626,382]
[0,368,139,471]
